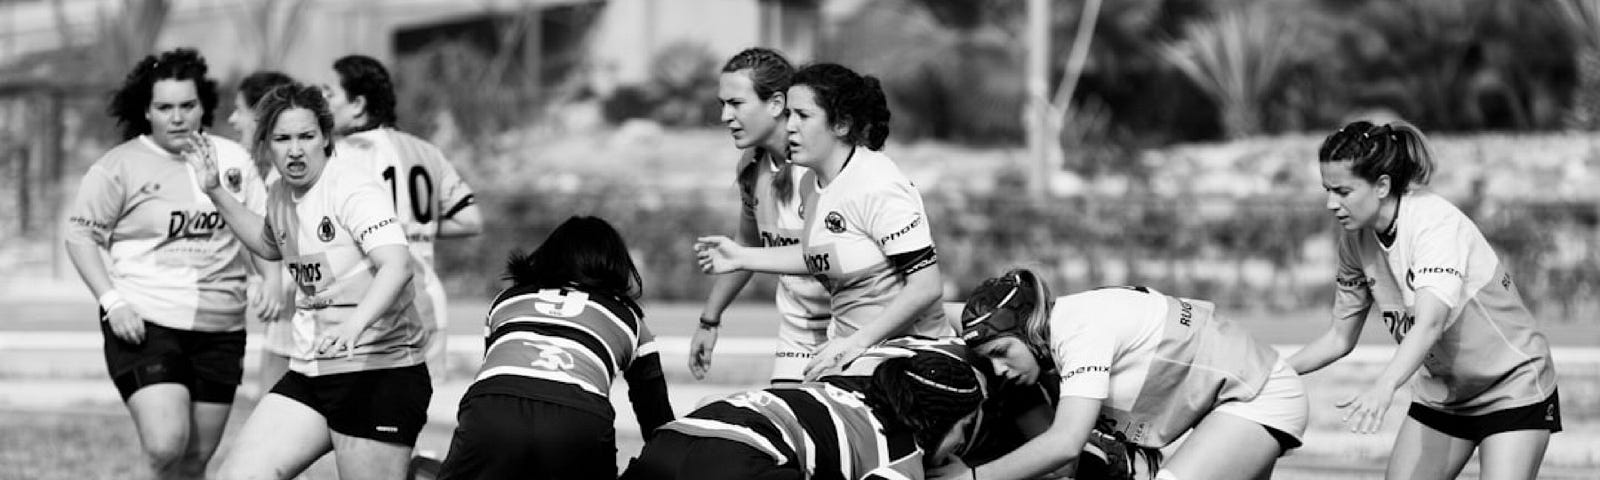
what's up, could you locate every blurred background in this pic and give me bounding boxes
[1,1,1598,478]
[4,0,1600,318]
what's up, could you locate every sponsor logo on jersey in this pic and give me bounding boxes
[167,210,226,239]
[825,211,846,233]
[760,231,801,247]
[224,167,242,192]
[356,217,398,243]
[1176,299,1195,327]
[1336,276,1374,288]
[877,215,922,246]
[68,216,110,231]
[1062,364,1109,380]
[317,216,335,242]
[139,182,162,195]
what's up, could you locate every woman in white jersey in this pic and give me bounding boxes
[697,63,951,380]
[692,48,833,383]
[196,83,431,480]
[228,70,297,388]
[320,54,483,385]
[64,48,271,480]
[1289,120,1560,480]
[931,269,1309,480]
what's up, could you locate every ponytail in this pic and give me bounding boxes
[1318,120,1435,195]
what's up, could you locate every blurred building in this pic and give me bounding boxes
[0,0,822,86]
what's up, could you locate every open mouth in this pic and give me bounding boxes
[284,161,308,176]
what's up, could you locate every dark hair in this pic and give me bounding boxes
[238,71,295,110]
[962,268,1054,360]
[867,351,984,453]
[252,83,337,159]
[722,47,793,101]
[332,55,398,128]
[107,48,220,140]
[726,48,799,208]
[504,216,644,315]
[790,63,891,150]
[1318,120,1435,196]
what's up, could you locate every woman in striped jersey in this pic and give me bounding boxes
[196,83,431,480]
[622,348,984,480]
[436,216,673,479]
[1289,121,1559,480]
[936,269,1309,480]
[693,47,834,384]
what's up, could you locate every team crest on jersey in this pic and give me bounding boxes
[825,211,846,233]
[224,168,242,192]
[317,216,336,242]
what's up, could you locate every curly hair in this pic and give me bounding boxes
[251,83,337,159]
[332,55,398,129]
[866,351,984,453]
[1318,120,1435,195]
[790,63,891,150]
[107,48,220,140]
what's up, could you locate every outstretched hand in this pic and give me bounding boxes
[694,236,744,275]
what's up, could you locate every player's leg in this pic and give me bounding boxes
[1164,362,1307,480]
[1383,413,1476,480]
[1477,430,1550,480]
[180,328,247,478]
[105,320,196,477]
[213,392,334,480]
[324,364,432,480]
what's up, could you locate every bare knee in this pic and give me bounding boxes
[142,436,188,471]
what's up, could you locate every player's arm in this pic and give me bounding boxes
[1289,232,1370,375]
[695,241,809,275]
[845,259,941,346]
[191,139,280,260]
[435,201,481,238]
[963,396,1100,480]
[699,213,760,324]
[625,337,675,438]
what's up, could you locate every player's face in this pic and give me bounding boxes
[719,71,783,150]
[145,79,205,154]
[228,93,257,143]
[316,72,362,133]
[784,85,846,168]
[977,336,1040,386]
[267,107,329,191]
[930,411,979,465]
[1319,161,1389,231]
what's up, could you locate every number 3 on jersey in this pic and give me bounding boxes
[382,165,434,224]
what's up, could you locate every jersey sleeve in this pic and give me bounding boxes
[338,174,407,253]
[432,145,477,221]
[1407,214,1471,310]
[64,163,124,247]
[1050,305,1115,400]
[1332,230,1374,322]
[856,180,934,256]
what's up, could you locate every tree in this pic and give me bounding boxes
[1159,6,1293,139]
[1553,0,1600,130]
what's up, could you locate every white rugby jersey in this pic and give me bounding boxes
[797,148,950,340]
[265,158,427,376]
[1049,287,1279,448]
[65,134,266,331]
[337,127,477,329]
[737,148,831,331]
[1334,191,1556,415]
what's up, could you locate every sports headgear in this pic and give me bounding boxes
[960,270,1038,346]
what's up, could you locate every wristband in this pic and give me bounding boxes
[98,290,128,314]
[698,316,721,328]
